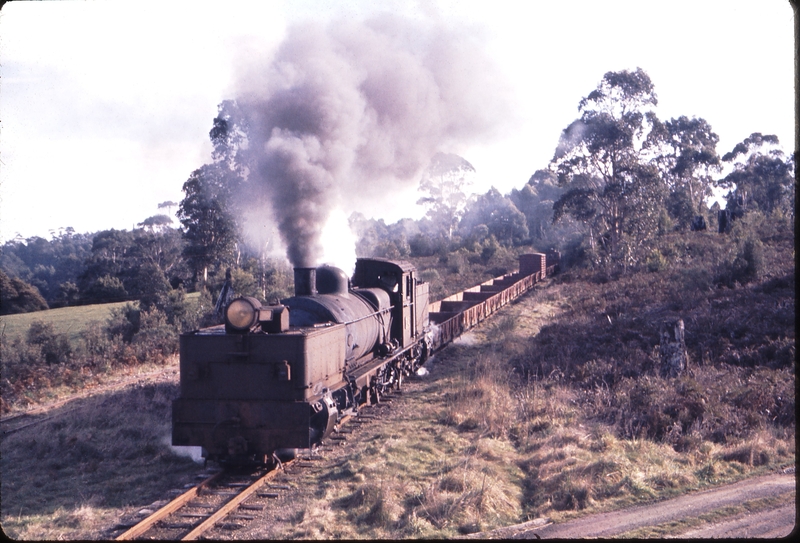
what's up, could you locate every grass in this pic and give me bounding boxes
[0,378,200,540]
[0,293,202,348]
[0,301,133,347]
[0,292,205,415]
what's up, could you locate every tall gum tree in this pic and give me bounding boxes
[551,68,666,266]
[719,133,795,219]
[178,164,240,284]
[417,153,476,240]
[647,115,721,226]
[179,101,250,285]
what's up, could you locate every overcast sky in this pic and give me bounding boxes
[0,0,795,244]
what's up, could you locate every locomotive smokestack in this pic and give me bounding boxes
[294,267,317,297]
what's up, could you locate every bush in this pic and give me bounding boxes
[0,269,49,314]
[646,249,668,272]
[560,236,599,270]
[81,274,128,304]
[132,309,178,363]
[130,263,171,310]
[715,237,764,287]
[419,269,440,284]
[106,303,141,343]
[26,320,72,365]
[231,268,261,299]
[731,238,764,284]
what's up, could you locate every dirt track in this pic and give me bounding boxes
[475,472,796,539]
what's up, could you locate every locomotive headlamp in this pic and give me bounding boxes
[225,297,262,332]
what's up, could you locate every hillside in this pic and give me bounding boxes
[0,218,793,539]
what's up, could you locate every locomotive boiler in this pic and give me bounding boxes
[172,258,430,464]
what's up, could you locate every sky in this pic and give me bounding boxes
[0,0,795,249]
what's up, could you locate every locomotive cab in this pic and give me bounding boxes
[352,258,429,350]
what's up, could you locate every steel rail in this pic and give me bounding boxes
[181,462,292,540]
[115,470,225,540]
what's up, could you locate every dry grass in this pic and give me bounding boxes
[0,379,200,540]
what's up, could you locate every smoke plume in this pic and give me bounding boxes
[235,14,510,268]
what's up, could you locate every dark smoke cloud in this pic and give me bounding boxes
[235,14,511,268]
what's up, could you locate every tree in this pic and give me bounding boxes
[128,262,172,310]
[551,68,666,265]
[178,164,241,284]
[460,187,529,247]
[178,100,253,285]
[0,269,48,314]
[1,231,92,306]
[719,133,795,218]
[648,116,720,227]
[130,225,186,284]
[158,200,178,215]
[417,153,476,239]
[510,169,563,242]
[138,214,174,233]
[80,274,128,304]
[78,229,136,302]
[208,100,251,175]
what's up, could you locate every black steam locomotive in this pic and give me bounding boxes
[172,259,431,464]
[172,254,556,465]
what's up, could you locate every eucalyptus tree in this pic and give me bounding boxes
[648,116,720,227]
[179,101,250,285]
[510,169,563,243]
[719,133,795,218]
[178,164,241,284]
[417,152,476,240]
[550,68,667,265]
[459,187,529,247]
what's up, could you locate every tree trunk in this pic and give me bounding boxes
[659,318,688,378]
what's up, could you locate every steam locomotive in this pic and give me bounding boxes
[172,254,556,465]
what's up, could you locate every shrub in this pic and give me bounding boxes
[26,320,72,365]
[130,263,171,310]
[715,237,765,287]
[106,303,141,343]
[646,249,668,272]
[131,309,177,363]
[81,274,128,304]
[419,269,440,284]
[731,238,764,284]
[231,268,261,299]
[409,233,437,257]
[0,270,49,314]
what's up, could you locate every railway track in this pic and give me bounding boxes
[110,407,386,540]
[112,455,316,540]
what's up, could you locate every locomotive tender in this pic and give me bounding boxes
[172,254,557,465]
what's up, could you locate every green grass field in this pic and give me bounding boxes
[1,302,133,346]
[0,293,201,347]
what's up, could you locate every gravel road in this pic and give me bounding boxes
[478,472,795,539]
